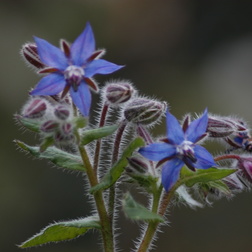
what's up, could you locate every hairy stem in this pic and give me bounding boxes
[137,185,177,252]
[93,102,109,175]
[79,145,114,252]
[108,121,127,234]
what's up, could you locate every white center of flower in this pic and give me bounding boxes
[64,65,85,91]
[176,140,195,157]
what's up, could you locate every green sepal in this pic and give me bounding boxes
[126,172,159,193]
[14,140,86,172]
[122,192,164,222]
[179,166,237,188]
[81,125,118,145]
[74,116,87,129]
[15,114,41,133]
[39,136,54,152]
[19,216,101,248]
[90,137,145,193]
[199,180,231,196]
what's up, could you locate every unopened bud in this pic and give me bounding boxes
[124,98,167,127]
[223,173,244,191]
[55,123,74,142]
[21,43,45,69]
[105,82,135,105]
[40,120,59,133]
[22,98,48,119]
[207,116,236,137]
[54,105,70,120]
[127,156,149,174]
[236,156,252,183]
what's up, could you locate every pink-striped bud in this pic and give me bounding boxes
[22,98,48,119]
[105,82,135,105]
[124,98,167,127]
[40,120,59,133]
[54,105,70,120]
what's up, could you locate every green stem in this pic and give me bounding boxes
[137,185,177,252]
[78,145,114,252]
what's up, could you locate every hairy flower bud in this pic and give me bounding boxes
[236,156,252,183]
[22,98,48,119]
[223,173,244,191]
[126,156,149,174]
[54,105,70,120]
[207,115,247,138]
[105,81,135,105]
[40,120,59,133]
[21,43,45,69]
[55,122,74,142]
[124,98,167,127]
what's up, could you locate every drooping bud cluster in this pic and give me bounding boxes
[124,97,167,127]
[19,96,76,147]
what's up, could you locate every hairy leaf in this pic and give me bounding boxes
[19,216,100,248]
[15,140,85,172]
[122,193,164,222]
[81,125,118,145]
[179,167,237,187]
[90,137,145,193]
[15,115,41,133]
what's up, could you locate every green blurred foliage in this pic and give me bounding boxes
[1,0,252,251]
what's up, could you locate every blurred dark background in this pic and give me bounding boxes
[2,0,252,251]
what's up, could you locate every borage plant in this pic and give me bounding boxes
[15,22,252,252]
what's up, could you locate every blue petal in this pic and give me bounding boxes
[161,158,184,192]
[70,81,91,117]
[30,73,65,96]
[34,37,68,70]
[185,109,208,143]
[194,145,217,169]
[71,22,95,66]
[85,59,124,77]
[139,142,176,161]
[166,111,184,145]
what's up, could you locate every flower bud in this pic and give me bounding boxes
[236,156,252,183]
[124,98,167,127]
[207,115,247,138]
[54,105,70,120]
[21,43,45,69]
[22,98,48,119]
[40,120,59,133]
[55,122,74,142]
[126,156,149,174]
[105,82,135,105]
[223,173,244,191]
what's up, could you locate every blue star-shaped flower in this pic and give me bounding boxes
[139,109,216,191]
[30,22,123,116]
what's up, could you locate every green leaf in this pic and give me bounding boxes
[122,192,164,222]
[90,137,145,193]
[126,172,158,193]
[19,216,101,248]
[15,140,85,172]
[179,166,237,188]
[15,114,41,133]
[81,125,118,145]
